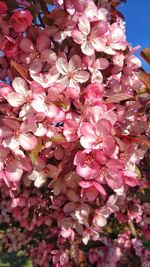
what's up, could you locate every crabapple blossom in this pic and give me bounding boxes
[72,15,108,55]
[11,10,32,33]
[0,0,149,266]
[56,55,90,88]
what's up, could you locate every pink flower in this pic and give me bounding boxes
[19,33,54,73]
[74,150,100,179]
[11,10,32,33]
[63,119,79,142]
[79,180,106,199]
[0,117,37,151]
[0,145,32,187]
[79,118,115,151]
[30,66,59,88]
[2,36,18,58]
[6,77,32,108]
[101,22,127,55]
[24,159,57,188]
[84,83,104,101]
[31,86,65,122]
[56,55,90,88]
[96,159,125,190]
[72,16,108,55]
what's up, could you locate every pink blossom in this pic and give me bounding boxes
[2,36,18,58]
[6,77,32,108]
[101,22,128,55]
[79,180,106,199]
[0,117,37,151]
[11,10,32,33]
[84,83,104,101]
[0,145,32,187]
[56,55,90,88]
[79,118,115,151]
[74,150,100,179]
[72,16,108,55]
[31,86,65,122]
[19,33,54,73]
[24,159,58,188]
[96,159,125,190]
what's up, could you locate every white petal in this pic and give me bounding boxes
[12,77,28,96]
[56,58,68,75]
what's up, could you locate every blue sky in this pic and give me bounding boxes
[118,0,150,71]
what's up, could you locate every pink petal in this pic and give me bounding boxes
[79,122,95,136]
[7,92,25,107]
[69,55,81,72]
[3,137,20,151]
[96,119,112,136]
[91,69,103,83]
[3,118,20,130]
[47,164,58,179]
[5,163,23,182]
[57,76,69,89]
[19,37,34,53]
[78,16,90,36]
[91,21,108,37]
[80,136,96,149]
[0,126,13,138]
[104,135,115,149]
[92,37,106,52]
[81,41,95,56]
[92,181,106,196]
[76,164,93,179]
[92,58,109,70]
[72,30,86,44]
[41,49,57,64]
[19,133,37,150]
[12,77,28,95]
[125,175,139,187]
[74,70,90,83]
[79,180,92,188]
[36,33,50,52]
[31,99,47,112]
[17,156,32,172]
[56,58,68,75]
[29,59,43,74]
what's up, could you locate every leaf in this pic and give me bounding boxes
[119,135,150,148]
[106,93,133,103]
[139,69,150,89]
[11,61,32,83]
[135,166,142,180]
[29,139,43,164]
[51,134,66,143]
[58,148,78,177]
[140,48,150,65]
[46,9,67,21]
[54,101,67,110]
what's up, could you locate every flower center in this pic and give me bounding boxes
[68,72,75,79]
[96,136,103,144]
[32,51,40,60]
[85,154,94,164]
[14,129,21,137]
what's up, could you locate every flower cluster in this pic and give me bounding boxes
[0,0,149,266]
